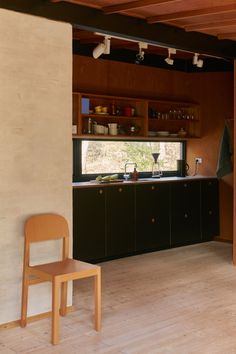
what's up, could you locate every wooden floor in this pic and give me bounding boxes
[2,241,236,354]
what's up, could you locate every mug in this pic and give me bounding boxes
[177,159,189,177]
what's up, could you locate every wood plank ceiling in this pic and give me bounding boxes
[51,0,236,41]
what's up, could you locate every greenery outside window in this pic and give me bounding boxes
[73,140,186,181]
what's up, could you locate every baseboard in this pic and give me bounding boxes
[0,305,75,330]
[214,236,233,243]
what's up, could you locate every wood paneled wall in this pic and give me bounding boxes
[73,55,234,241]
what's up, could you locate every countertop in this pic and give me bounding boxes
[72,175,217,188]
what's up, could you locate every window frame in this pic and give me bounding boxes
[73,138,186,182]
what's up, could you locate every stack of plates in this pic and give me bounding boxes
[156,131,169,137]
[169,133,178,137]
[148,131,158,137]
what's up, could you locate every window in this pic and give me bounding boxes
[74,140,186,181]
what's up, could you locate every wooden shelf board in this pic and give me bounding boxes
[148,118,200,122]
[81,114,144,119]
[72,134,201,141]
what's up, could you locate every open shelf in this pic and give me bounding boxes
[73,92,201,140]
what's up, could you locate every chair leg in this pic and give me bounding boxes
[60,281,68,316]
[94,268,101,331]
[20,271,29,327]
[52,279,60,345]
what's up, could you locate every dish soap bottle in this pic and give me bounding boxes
[131,167,139,181]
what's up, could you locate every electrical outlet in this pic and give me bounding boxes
[195,157,202,164]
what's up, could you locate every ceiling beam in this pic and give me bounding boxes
[1,0,236,59]
[51,0,95,4]
[147,3,236,23]
[218,32,236,40]
[102,0,180,14]
[185,19,236,32]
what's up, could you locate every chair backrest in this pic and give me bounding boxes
[24,214,70,265]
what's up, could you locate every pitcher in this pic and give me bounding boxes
[177,159,189,177]
[108,123,118,135]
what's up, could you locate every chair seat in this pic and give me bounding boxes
[30,258,99,279]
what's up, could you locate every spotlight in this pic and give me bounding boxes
[192,53,204,68]
[135,42,148,64]
[165,57,174,65]
[135,51,144,64]
[196,59,203,68]
[165,48,176,65]
[93,36,111,59]
[93,42,106,59]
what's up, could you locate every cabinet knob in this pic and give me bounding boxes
[118,187,123,192]
[208,181,212,186]
[151,185,155,190]
[184,183,187,188]
[184,213,188,218]
[209,210,212,215]
[151,218,155,223]
[99,189,103,194]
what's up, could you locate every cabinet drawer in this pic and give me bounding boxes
[171,181,200,212]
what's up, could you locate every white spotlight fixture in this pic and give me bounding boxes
[193,53,204,68]
[196,58,204,68]
[93,36,111,59]
[135,42,148,64]
[165,48,176,65]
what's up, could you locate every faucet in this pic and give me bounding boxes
[124,162,137,180]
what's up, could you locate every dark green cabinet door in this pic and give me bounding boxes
[106,185,135,257]
[136,183,170,252]
[73,187,106,262]
[171,181,201,246]
[201,179,219,241]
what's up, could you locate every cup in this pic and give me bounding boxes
[177,159,189,177]
[94,124,105,134]
[108,123,118,135]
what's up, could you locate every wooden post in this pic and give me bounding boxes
[233,60,236,265]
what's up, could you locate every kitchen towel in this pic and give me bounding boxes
[216,123,233,178]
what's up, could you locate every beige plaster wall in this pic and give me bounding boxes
[0,10,72,324]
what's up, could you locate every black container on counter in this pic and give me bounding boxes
[177,159,189,177]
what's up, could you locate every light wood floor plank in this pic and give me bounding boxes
[1,242,236,353]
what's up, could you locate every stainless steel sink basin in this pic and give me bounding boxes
[138,178,161,181]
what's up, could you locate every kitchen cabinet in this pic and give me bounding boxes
[73,178,219,262]
[170,181,201,246]
[73,187,106,262]
[201,179,219,241]
[72,92,200,141]
[136,183,170,252]
[106,185,135,257]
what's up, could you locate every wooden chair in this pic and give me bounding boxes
[20,213,101,345]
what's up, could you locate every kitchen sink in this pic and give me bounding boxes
[138,178,161,181]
